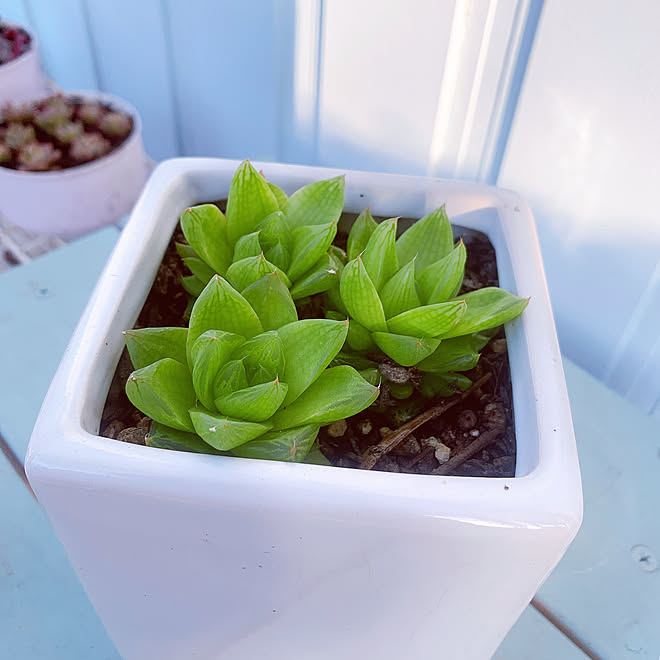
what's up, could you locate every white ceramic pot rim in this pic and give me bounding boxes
[0,22,37,73]
[0,89,142,179]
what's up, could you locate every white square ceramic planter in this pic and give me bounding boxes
[26,158,582,660]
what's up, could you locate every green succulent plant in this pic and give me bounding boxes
[177,159,346,301]
[331,206,529,397]
[124,273,379,461]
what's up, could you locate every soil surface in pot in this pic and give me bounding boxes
[100,209,516,478]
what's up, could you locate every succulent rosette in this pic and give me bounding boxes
[124,273,379,461]
[176,159,346,301]
[333,206,529,397]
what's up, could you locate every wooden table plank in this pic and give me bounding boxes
[535,359,660,659]
[0,453,121,659]
[493,606,589,660]
[0,227,120,460]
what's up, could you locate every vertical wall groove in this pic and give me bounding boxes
[79,0,104,90]
[159,0,184,156]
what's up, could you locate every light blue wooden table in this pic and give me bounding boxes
[1,229,658,659]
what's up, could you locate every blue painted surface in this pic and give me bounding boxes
[494,606,587,660]
[0,226,119,459]
[0,453,120,659]
[535,360,660,659]
[164,0,294,162]
[84,0,180,161]
[23,0,100,91]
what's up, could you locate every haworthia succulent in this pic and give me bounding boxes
[123,327,188,371]
[282,175,345,228]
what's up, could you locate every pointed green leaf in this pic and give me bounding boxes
[347,207,377,260]
[420,372,472,398]
[339,256,388,332]
[417,336,480,373]
[191,330,245,409]
[323,285,348,315]
[180,204,232,275]
[288,221,338,282]
[124,327,188,370]
[233,232,263,261]
[181,275,206,297]
[303,442,333,466]
[267,181,288,208]
[183,257,215,284]
[329,245,347,265]
[146,421,222,455]
[277,319,349,405]
[226,253,291,292]
[396,206,453,270]
[390,382,414,399]
[226,160,280,244]
[270,366,379,430]
[283,175,345,228]
[190,409,270,450]
[290,253,340,299]
[362,217,399,291]
[236,331,285,382]
[214,359,248,399]
[372,332,441,367]
[380,259,421,319]
[241,271,298,331]
[417,240,466,304]
[126,358,196,432]
[233,425,319,462]
[215,378,288,422]
[331,351,379,371]
[440,288,529,339]
[187,275,263,362]
[175,242,198,260]
[387,300,467,337]
[359,368,380,386]
[346,319,375,352]
[257,211,290,249]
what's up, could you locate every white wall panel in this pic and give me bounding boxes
[316,0,537,180]
[498,0,660,416]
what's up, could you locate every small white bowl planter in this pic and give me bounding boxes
[26,158,582,660]
[0,91,150,240]
[0,24,48,105]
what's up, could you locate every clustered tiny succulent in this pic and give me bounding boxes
[0,94,133,172]
[0,20,31,65]
[125,160,528,463]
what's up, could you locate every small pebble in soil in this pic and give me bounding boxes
[357,420,373,435]
[457,409,478,430]
[117,427,147,445]
[103,420,126,439]
[378,362,410,384]
[327,419,348,437]
[379,426,392,439]
[391,435,421,457]
[483,402,506,429]
[434,443,451,465]
[491,338,508,354]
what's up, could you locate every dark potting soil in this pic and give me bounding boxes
[0,97,134,171]
[100,209,516,478]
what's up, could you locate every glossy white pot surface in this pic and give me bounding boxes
[0,91,149,239]
[26,159,583,660]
